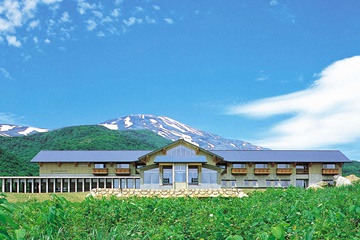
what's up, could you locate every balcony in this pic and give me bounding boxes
[276,168,292,175]
[322,169,339,175]
[92,168,108,176]
[231,168,247,175]
[254,168,270,175]
[296,169,309,174]
[115,168,131,175]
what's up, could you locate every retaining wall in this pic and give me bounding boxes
[88,188,249,198]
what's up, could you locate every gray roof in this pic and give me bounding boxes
[154,156,207,163]
[210,150,350,163]
[31,149,350,163]
[31,150,152,163]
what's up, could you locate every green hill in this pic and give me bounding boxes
[0,125,171,176]
[343,160,360,176]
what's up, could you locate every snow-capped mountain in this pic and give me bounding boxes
[0,124,49,137]
[100,114,266,150]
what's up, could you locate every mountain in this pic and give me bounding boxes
[100,114,266,150]
[0,124,48,137]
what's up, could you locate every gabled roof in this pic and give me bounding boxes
[30,150,151,163]
[210,150,350,163]
[138,139,224,160]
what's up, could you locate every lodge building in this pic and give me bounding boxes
[0,139,350,193]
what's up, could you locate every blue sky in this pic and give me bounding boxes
[1,0,360,160]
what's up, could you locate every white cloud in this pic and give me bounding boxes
[114,0,123,6]
[228,55,360,149]
[86,19,97,31]
[60,11,70,23]
[28,19,40,29]
[0,68,12,80]
[77,0,96,15]
[145,16,156,24]
[164,18,174,24]
[44,38,50,44]
[111,8,121,18]
[123,17,142,27]
[92,10,103,18]
[42,0,62,4]
[33,36,38,43]
[153,5,160,11]
[97,31,105,37]
[135,6,143,12]
[6,35,21,47]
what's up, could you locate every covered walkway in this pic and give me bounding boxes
[0,176,140,193]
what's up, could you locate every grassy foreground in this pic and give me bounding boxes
[1,184,360,239]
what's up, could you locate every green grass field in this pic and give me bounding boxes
[1,184,359,239]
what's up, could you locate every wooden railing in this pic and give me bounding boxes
[322,169,339,175]
[254,168,270,175]
[231,168,247,175]
[92,168,108,175]
[296,169,309,174]
[276,168,292,175]
[115,168,131,175]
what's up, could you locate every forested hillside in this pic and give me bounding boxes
[0,125,171,176]
[343,160,360,176]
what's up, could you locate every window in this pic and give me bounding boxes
[135,179,140,189]
[296,164,309,174]
[266,180,272,187]
[233,163,246,168]
[144,168,159,184]
[277,164,290,169]
[94,163,106,168]
[175,165,186,182]
[266,180,280,187]
[127,179,134,188]
[162,166,173,185]
[296,179,307,188]
[323,164,336,169]
[202,168,217,184]
[281,180,290,188]
[117,163,129,168]
[167,145,196,156]
[188,167,199,184]
[244,180,257,187]
[221,180,236,188]
[255,164,268,168]
[120,179,126,188]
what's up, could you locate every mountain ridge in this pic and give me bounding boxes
[99,114,266,150]
[1,114,266,150]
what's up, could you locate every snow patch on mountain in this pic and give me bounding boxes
[0,124,49,137]
[100,114,266,150]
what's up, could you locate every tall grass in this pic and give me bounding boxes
[4,184,360,239]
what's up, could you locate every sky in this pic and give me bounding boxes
[1,0,360,160]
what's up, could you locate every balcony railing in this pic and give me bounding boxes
[92,168,108,175]
[231,168,247,175]
[115,168,131,175]
[276,168,293,175]
[254,168,270,175]
[296,169,309,174]
[322,169,339,175]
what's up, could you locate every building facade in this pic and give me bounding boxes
[0,139,350,193]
